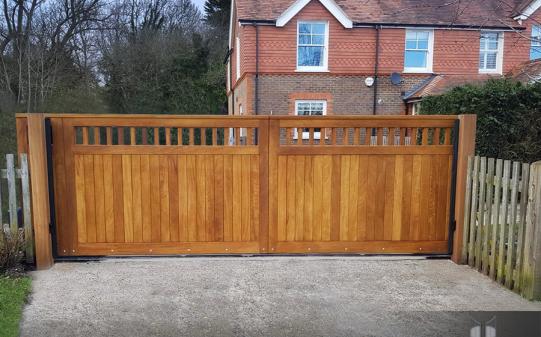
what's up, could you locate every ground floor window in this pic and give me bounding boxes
[295,100,326,139]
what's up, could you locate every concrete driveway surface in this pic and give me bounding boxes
[20,256,541,337]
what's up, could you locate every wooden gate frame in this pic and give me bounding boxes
[16,113,476,270]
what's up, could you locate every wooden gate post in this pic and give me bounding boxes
[522,161,541,300]
[26,113,54,269]
[452,114,477,264]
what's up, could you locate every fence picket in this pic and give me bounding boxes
[514,163,530,291]
[461,156,473,264]
[505,162,520,288]
[6,154,17,234]
[482,158,494,275]
[20,154,34,263]
[489,159,503,279]
[468,156,480,267]
[497,160,511,284]
[475,157,487,270]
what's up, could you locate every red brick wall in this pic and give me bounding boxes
[235,0,537,79]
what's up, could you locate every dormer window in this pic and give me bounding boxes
[297,21,329,72]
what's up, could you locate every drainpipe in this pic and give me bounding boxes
[255,24,260,115]
[227,47,235,115]
[372,25,381,116]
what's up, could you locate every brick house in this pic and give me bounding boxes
[226,0,541,116]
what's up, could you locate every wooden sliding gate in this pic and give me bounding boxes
[17,114,461,257]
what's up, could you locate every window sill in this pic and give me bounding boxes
[403,68,433,74]
[478,69,502,75]
[295,68,330,73]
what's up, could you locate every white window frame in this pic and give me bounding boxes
[403,29,434,73]
[479,31,504,74]
[531,25,541,60]
[294,100,327,140]
[236,37,241,80]
[296,21,329,72]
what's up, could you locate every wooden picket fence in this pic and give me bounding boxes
[0,153,34,263]
[461,155,541,299]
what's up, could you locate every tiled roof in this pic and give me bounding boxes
[236,0,526,28]
[403,74,500,100]
[507,59,541,82]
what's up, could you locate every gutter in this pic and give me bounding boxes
[238,19,524,31]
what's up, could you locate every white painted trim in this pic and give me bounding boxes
[478,31,504,74]
[514,0,541,21]
[294,100,327,140]
[296,21,329,72]
[403,29,434,73]
[276,0,353,28]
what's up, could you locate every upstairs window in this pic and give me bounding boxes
[404,30,433,73]
[295,100,326,139]
[531,25,541,60]
[297,22,328,71]
[479,32,503,73]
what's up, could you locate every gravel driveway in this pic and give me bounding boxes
[20,256,541,337]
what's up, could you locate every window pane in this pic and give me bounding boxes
[405,40,417,49]
[485,52,497,69]
[405,50,427,68]
[488,39,498,50]
[406,31,417,40]
[299,24,310,34]
[299,34,311,44]
[479,53,485,69]
[298,46,323,67]
[312,35,325,45]
[417,31,429,41]
[531,46,541,60]
[312,23,326,34]
[417,39,428,50]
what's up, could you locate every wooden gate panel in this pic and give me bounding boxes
[50,116,267,256]
[268,117,457,254]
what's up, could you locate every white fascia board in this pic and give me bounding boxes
[514,0,541,21]
[276,0,353,28]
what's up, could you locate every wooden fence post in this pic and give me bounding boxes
[26,113,53,269]
[452,114,477,264]
[522,161,541,300]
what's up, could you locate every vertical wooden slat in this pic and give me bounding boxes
[189,128,195,146]
[297,128,303,145]
[514,163,530,291]
[106,127,112,145]
[468,156,480,267]
[6,154,17,234]
[522,161,541,300]
[103,155,115,243]
[246,128,253,146]
[130,127,136,145]
[82,127,89,145]
[159,155,170,242]
[94,155,106,243]
[165,128,171,145]
[212,128,218,146]
[482,158,495,275]
[309,128,314,145]
[475,157,487,270]
[140,155,152,243]
[154,127,160,146]
[421,128,429,145]
[496,160,511,284]
[118,127,124,145]
[93,127,100,145]
[489,159,503,279]
[504,162,520,288]
[433,128,441,145]
[411,128,418,145]
[354,128,361,145]
[132,155,143,243]
[377,128,383,145]
[444,128,451,145]
[20,154,33,263]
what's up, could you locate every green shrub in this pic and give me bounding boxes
[420,78,541,163]
[0,230,26,274]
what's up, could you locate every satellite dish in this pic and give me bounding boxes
[390,72,402,85]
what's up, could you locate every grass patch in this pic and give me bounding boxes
[0,276,31,337]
